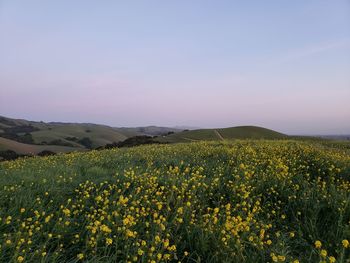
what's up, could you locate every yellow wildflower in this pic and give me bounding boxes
[106,238,113,245]
[315,240,322,249]
[329,256,336,263]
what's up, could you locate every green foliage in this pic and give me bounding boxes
[100,136,163,149]
[77,137,93,149]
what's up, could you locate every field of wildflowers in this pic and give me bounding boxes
[0,140,349,263]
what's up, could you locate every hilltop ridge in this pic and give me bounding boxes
[156,125,287,143]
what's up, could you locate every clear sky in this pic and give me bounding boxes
[1,1,349,134]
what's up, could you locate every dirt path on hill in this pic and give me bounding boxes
[214,130,224,141]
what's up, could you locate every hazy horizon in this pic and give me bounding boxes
[1,1,350,135]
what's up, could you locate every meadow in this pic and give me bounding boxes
[0,140,349,263]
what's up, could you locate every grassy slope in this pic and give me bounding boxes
[0,140,349,262]
[157,126,287,143]
[0,137,81,154]
[218,126,286,139]
[0,119,132,151]
[0,116,181,153]
[31,124,132,148]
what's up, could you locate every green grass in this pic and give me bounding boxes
[0,140,349,262]
[217,126,286,139]
[157,126,286,143]
[0,137,82,154]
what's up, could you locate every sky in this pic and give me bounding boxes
[0,1,349,135]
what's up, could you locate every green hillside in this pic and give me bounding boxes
[0,137,81,155]
[0,116,182,154]
[31,123,131,148]
[0,116,288,156]
[157,126,287,143]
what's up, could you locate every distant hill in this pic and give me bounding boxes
[0,137,80,155]
[0,116,182,155]
[0,116,289,157]
[156,126,287,143]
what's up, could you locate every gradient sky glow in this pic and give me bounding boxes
[1,1,350,134]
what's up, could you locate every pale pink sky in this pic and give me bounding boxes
[1,1,350,134]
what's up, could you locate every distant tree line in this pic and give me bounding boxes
[97,136,165,150]
[0,150,56,162]
[0,125,39,144]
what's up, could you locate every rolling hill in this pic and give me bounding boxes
[156,126,287,143]
[0,137,81,155]
[0,116,182,155]
[0,115,289,157]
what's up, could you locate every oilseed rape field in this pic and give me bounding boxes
[0,140,349,263]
